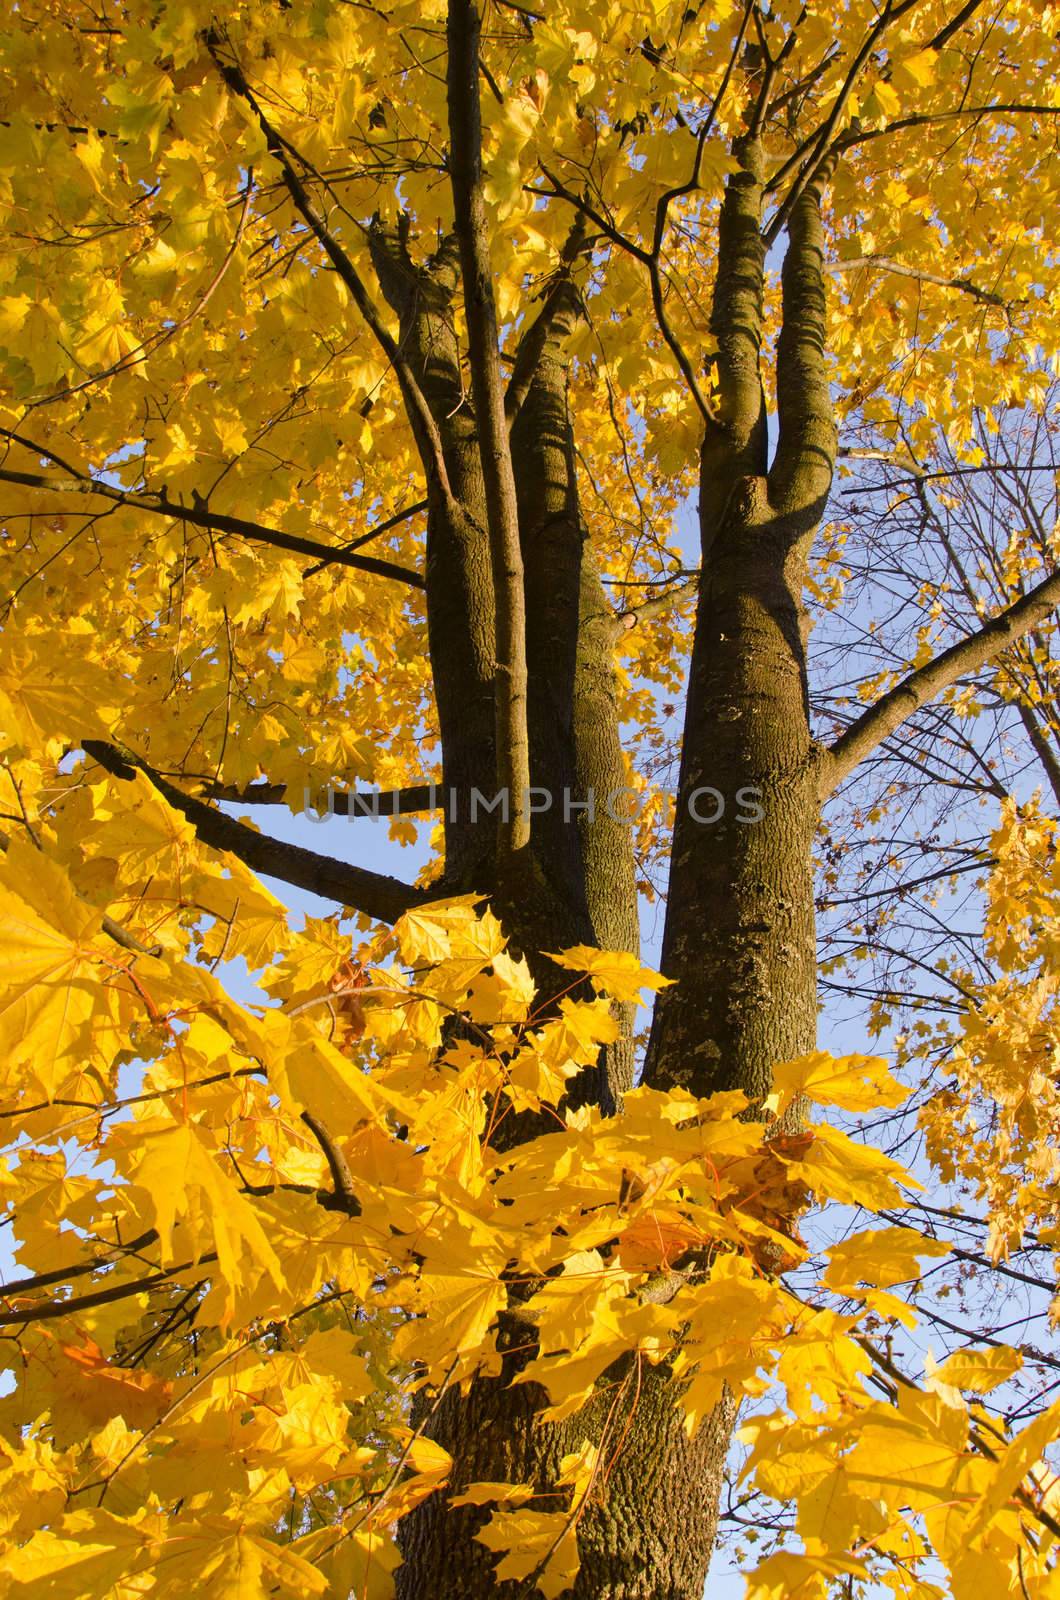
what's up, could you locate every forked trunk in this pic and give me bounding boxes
[393,112,833,1600]
[395,482,823,1596]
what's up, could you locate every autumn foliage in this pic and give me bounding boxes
[0,852,1057,1599]
[0,802,1056,1598]
[5,0,1060,1596]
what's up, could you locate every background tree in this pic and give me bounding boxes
[3,1,1060,1596]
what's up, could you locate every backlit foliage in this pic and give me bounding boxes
[4,0,1060,1595]
[0,804,1056,1596]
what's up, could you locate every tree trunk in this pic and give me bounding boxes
[394,472,822,1596]
[396,1337,736,1599]
[367,229,498,890]
[644,481,821,1107]
[393,116,836,1600]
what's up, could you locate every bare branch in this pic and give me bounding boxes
[301,498,429,578]
[614,574,700,636]
[821,566,1060,798]
[202,780,442,817]
[829,254,1010,310]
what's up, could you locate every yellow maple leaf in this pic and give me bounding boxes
[745,1549,870,1600]
[771,1051,907,1114]
[468,950,536,1023]
[451,1481,536,1508]
[475,1508,580,1599]
[0,839,113,1099]
[926,1345,1022,1398]
[545,945,673,1002]
[123,1122,285,1313]
[779,1123,916,1209]
[824,1225,950,1292]
[961,1394,1060,1546]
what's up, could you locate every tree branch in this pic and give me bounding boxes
[447,0,531,861]
[646,0,757,428]
[504,217,590,426]
[0,1256,216,1326]
[32,171,253,408]
[300,498,429,578]
[613,574,700,636]
[533,168,650,266]
[820,566,1060,798]
[925,0,986,51]
[0,1230,161,1299]
[699,134,768,543]
[536,4,754,432]
[816,103,1060,174]
[202,780,442,816]
[82,740,428,925]
[829,254,1010,310]
[1013,695,1060,814]
[763,0,919,244]
[0,436,424,590]
[0,827,163,957]
[300,1111,360,1216]
[204,31,458,513]
[533,174,716,427]
[769,161,837,515]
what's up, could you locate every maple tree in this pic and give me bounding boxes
[4,0,1060,1595]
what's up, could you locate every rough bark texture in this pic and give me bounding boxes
[642,485,821,1106]
[511,283,641,1106]
[448,0,533,861]
[368,228,498,889]
[383,97,839,1595]
[396,1339,736,1600]
[645,142,828,1110]
[390,228,671,1589]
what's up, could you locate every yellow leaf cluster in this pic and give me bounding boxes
[0,800,1055,1595]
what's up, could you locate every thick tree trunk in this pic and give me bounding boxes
[394,476,822,1595]
[644,484,821,1106]
[396,1337,736,1600]
[391,112,836,1600]
[394,254,676,1597]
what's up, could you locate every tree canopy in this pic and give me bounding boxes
[4,1,1060,1597]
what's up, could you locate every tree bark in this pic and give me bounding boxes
[396,1337,736,1600]
[642,485,821,1104]
[394,73,838,1600]
[367,228,498,890]
[448,0,532,863]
